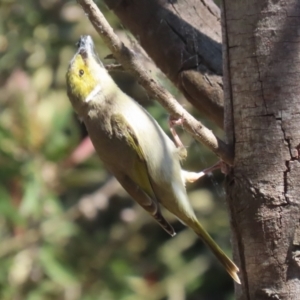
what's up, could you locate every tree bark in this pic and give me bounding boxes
[104,0,224,128]
[223,0,300,298]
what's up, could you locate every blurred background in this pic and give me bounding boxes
[0,0,233,299]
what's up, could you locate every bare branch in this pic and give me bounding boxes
[77,0,234,165]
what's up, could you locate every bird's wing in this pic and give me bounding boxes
[111,114,175,237]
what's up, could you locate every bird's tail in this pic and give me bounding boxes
[193,221,241,284]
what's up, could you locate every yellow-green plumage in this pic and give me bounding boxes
[66,35,240,284]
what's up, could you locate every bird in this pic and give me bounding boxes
[65,35,240,284]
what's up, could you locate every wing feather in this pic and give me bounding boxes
[110,114,175,236]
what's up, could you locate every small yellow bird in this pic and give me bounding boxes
[66,35,240,284]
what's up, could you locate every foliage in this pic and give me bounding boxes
[0,0,233,299]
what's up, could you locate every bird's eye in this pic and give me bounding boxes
[79,69,84,76]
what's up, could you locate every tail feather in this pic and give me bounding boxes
[194,221,241,284]
[153,211,176,237]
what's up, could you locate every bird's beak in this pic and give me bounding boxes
[76,35,95,60]
[76,35,103,67]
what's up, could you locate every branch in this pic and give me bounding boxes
[104,0,224,128]
[77,0,234,165]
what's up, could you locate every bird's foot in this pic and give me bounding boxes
[169,115,185,149]
[183,161,229,183]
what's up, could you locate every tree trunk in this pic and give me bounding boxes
[223,0,300,298]
[104,0,224,128]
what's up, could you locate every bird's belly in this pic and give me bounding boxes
[84,117,136,172]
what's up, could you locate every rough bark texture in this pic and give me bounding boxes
[104,0,224,128]
[223,0,300,298]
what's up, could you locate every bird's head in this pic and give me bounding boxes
[66,35,107,110]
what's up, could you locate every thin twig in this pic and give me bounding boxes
[77,0,234,165]
[105,63,124,72]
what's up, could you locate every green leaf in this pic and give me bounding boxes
[39,245,77,286]
[0,184,22,224]
[19,171,42,217]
